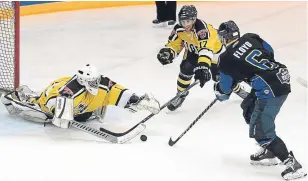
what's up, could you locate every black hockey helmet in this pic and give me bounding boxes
[218,20,240,46]
[178,5,197,25]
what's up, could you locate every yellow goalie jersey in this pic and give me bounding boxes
[32,76,127,118]
[167,19,223,66]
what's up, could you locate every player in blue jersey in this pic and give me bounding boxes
[211,20,306,180]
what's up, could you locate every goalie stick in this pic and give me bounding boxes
[168,98,217,146]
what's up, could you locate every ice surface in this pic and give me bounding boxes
[0,2,307,181]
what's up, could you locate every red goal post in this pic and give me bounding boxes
[0,1,19,93]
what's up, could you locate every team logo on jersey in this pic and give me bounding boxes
[276,68,290,84]
[74,103,88,114]
[197,29,208,39]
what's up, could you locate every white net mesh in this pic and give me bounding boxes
[0,1,18,92]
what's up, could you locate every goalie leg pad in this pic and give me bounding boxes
[15,85,39,102]
[1,94,22,115]
[20,110,49,123]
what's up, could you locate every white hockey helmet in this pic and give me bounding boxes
[76,64,101,95]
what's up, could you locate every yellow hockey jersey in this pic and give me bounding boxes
[166,19,223,66]
[32,76,127,117]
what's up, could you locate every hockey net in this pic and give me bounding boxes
[0,1,19,92]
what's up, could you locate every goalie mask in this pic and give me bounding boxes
[76,64,101,95]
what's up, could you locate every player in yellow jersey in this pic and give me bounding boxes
[157,5,248,111]
[1,64,160,129]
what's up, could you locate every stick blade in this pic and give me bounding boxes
[168,137,175,146]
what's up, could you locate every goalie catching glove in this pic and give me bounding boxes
[125,93,160,114]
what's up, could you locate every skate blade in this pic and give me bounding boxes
[250,159,278,166]
[152,22,167,28]
[283,168,307,180]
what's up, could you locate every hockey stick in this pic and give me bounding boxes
[99,80,200,140]
[168,98,218,146]
[296,77,307,88]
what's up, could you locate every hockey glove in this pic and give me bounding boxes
[193,62,211,88]
[214,82,231,101]
[125,93,160,114]
[240,90,256,124]
[157,47,176,65]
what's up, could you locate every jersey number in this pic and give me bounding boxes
[183,41,198,54]
[245,50,278,70]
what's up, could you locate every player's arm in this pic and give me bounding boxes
[102,77,160,114]
[157,25,184,65]
[193,21,216,87]
[214,72,233,101]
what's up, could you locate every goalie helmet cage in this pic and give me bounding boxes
[0,1,20,92]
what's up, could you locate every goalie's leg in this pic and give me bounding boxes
[1,93,50,123]
[1,94,22,115]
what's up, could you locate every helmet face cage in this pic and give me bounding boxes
[87,76,101,90]
[178,5,197,27]
[84,76,100,95]
[218,20,240,45]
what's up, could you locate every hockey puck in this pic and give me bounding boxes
[140,135,147,142]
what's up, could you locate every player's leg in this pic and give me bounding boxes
[249,94,306,179]
[165,1,176,27]
[240,89,256,124]
[1,87,49,123]
[167,52,197,111]
[153,1,167,27]
[249,95,287,166]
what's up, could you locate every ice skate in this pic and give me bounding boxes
[167,91,189,111]
[281,151,307,180]
[250,143,278,166]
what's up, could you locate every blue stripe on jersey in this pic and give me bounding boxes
[257,135,277,145]
[262,40,274,57]
[219,72,233,94]
[250,75,275,99]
